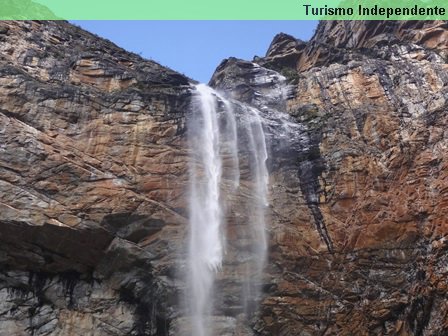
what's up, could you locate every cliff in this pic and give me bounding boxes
[0,20,190,335]
[0,20,447,336]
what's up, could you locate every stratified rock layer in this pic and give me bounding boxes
[0,20,191,336]
[0,20,447,336]
[211,20,448,336]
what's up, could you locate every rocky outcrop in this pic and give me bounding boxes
[254,21,448,75]
[256,33,307,75]
[0,20,191,335]
[297,20,448,72]
[211,20,448,335]
[0,19,447,336]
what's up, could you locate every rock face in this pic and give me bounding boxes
[0,20,447,336]
[0,20,190,336]
[210,20,448,335]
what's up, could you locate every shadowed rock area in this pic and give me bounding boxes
[0,20,447,336]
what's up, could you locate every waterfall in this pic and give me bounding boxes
[242,106,269,314]
[186,84,269,336]
[188,84,223,336]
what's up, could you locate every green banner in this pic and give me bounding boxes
[0,0,446,19]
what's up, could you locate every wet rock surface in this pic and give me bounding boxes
[0,20,447,336]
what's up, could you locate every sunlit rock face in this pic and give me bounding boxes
[210,20,448,336]
[0,20,191,336]
[0,19,447,336]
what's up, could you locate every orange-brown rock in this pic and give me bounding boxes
[211,20,448,336]
[0,20,191,335]
[0,19,447,336]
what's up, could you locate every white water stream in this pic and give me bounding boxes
[187,84,269,336]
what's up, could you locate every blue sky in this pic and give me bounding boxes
[72,21,318,83]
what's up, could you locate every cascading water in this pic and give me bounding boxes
[241,106,269,314]
[188,84,224,336]
[186,84,269,335]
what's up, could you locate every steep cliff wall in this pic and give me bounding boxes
[0,20,191,336]
[0,20,447,336]
[211,20,448,335]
